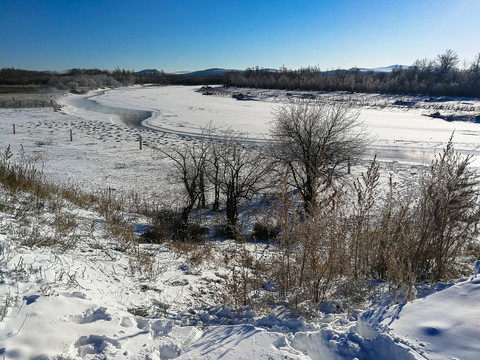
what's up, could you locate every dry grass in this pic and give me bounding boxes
[0,86,61,108]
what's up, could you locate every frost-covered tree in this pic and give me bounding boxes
[270,101,368,214]
[436,49,459,81]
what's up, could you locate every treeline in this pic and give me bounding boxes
[3,49,480,97]
[225,49,480,98]
[0,68,133,89]
[0,67,223,93]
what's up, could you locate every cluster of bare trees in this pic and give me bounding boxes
[225,50,480,98]
[4,48,479,98]
[157,102,367,233]
[153,101,480,308]
[158,129,275,235]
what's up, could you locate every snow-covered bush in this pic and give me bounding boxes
[413,135,480,281]
[349,136,480,284]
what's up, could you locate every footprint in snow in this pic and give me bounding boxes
[23,295,40,305]
[73,307,112,324]
[151,319,174,337]
[63,291,87,299]
[75,335,121,357]
[120,316,134,328]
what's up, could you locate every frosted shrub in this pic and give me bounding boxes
[365,136,480,283]
[413,136,480,281]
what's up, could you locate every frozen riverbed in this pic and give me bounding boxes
[60,85,480,166]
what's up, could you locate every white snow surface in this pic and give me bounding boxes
[1,85,480,359]
[373,275,480,360]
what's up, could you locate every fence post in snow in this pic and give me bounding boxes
[347,156,351,174]
[70,129,73,141]
[139,135,142,150]
[13,124,15,134]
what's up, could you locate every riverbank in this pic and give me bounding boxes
[0,85,62,109]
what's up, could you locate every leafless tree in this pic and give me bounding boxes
[217,132,275,230]
[206,137,222,212]
[436,49,459,80]
[270,101,368,214]
[470,52,480,75]
[157,138,209,223]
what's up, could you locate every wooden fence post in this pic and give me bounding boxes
[13,124,15,134]
[70,129,73,141]
[139,135,142,150]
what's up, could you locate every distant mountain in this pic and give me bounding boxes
[177,68,243,77]
[136,69,163,75]
[136,65,410,78]
[360,65,409,72]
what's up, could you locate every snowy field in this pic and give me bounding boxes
[1,85,480,359]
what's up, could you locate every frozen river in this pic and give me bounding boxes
[60,85,480,166]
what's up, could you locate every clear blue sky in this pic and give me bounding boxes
[1,0,479,72]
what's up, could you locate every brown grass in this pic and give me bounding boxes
[0,86,61,108]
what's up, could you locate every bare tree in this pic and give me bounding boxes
[270,101,368,214]
[206,137,222,212]
[217,132,274,231]
[470,52,480,75]
[436,49,459,81]
[157,138,209,223]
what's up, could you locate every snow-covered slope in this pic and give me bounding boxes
[362,273,480,360]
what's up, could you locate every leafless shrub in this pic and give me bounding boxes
[260,163,350,308]
[128,248,165,281]
[413,135,480,281]
[359,135,480,284]
[251,219,281,242]
[221,242,268,309]
[167,240,213,269]
[350,156,380,280]
[141,209,208,243]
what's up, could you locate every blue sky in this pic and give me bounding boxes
[1,0,479,72]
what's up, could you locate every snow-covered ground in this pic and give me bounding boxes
[1,85,480,359]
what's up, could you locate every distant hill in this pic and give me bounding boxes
[360,65,409,72]
[176,68,243,77]
[136,69,163,75]
[135,66,410,78]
